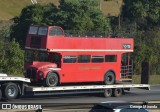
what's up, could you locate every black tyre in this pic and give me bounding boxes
[2,83,19,100]
[45,72,59,87]
[112,88,123,97]
[104,71,115,85]
[104,88,112,97]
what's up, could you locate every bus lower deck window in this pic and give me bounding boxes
[105,55,117,62]
[91,56,104,63]
[63,56,76,63]
[78,55,91,63]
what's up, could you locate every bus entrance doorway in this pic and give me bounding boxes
[121,53,133,82]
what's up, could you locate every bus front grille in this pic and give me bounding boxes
[26,69,36,79]
[30,36,41,48]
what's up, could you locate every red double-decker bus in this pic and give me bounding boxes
[24,25,134,87]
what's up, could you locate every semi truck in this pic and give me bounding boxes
[0,25,150,100]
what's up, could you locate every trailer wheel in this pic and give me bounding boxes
[45,72,59,87]
[104,88,112,97]
[104,72,115,85]
[2,83,19,100]
[113,88,122,97]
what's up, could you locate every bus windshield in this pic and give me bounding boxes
[38,27,48,35]
[28,26,38,35]
[28,26,48,35]
[25,50,48,63]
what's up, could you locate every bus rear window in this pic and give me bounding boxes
[29,26,38,34]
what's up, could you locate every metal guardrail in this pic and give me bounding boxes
[64,30,134,38]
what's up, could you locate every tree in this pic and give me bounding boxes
[0,40,5,72]
[143,28,160,75]
[11,0,111,46]
[58,0,111,33]
[11,3,58,46]
[0,25,24,76]
[122,0,160,30]
[116,0,160,75]
[132,28,160,75]
[1,39,24,76]
[0,25,10,73]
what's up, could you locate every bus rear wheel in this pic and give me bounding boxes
[104,72,115,85]
[45,72,59,87]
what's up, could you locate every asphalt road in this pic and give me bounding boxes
[0,85,160,112]
[1,85,160,103]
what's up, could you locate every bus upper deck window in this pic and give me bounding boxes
[38,27,48,35]
[49,27,63,36]
[57,28,63,35]
[29,26,38,34]
[49,27,56,36]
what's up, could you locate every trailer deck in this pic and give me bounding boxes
[26,84,150,92]
[0,74,150,100]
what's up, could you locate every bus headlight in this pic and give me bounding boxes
[23,69,26,74]
[39,72,43,77]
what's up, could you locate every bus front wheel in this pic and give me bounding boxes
[104,72,115,85]
[45,72,59,87]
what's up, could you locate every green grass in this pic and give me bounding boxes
[0,0,122,20]
[0,0,29,20]
[133,75,160,85]
[100,0,123,16]
[149,75,160,84]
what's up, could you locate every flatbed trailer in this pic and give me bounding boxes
[0,74,150,100]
